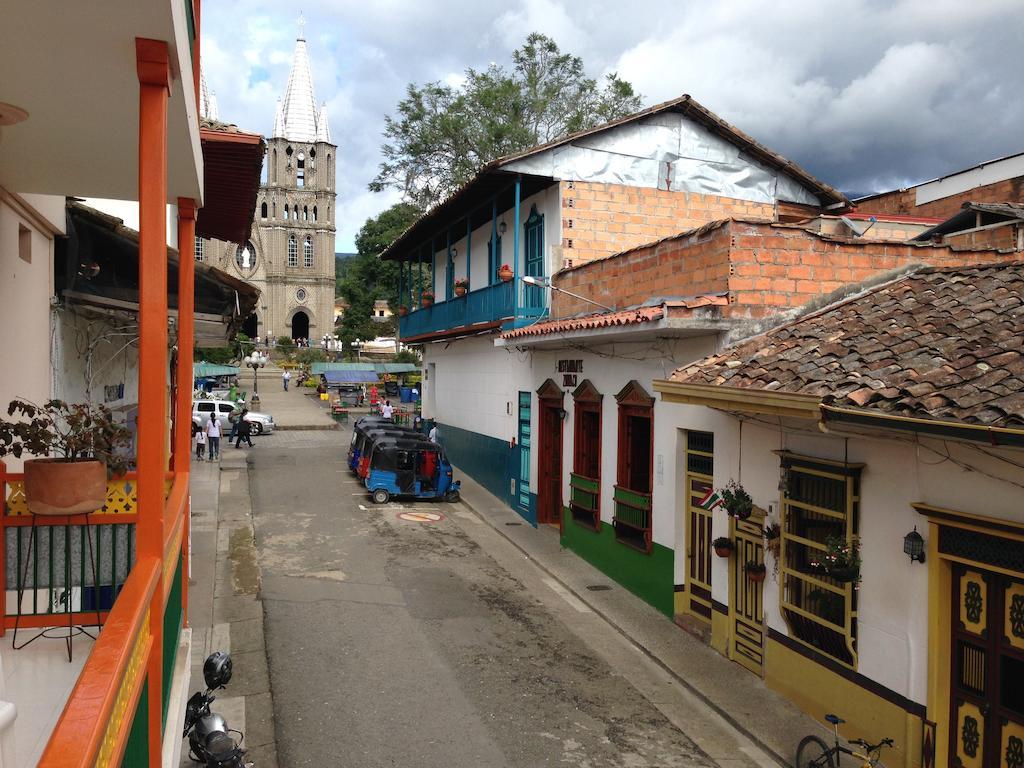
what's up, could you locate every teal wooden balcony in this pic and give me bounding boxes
[401,281,544,340]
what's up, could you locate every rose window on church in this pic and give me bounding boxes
[235,242,257,274]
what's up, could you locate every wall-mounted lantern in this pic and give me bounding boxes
[904,526,926,563]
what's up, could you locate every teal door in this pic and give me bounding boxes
[517,391,532,514]
[523,205,544,310]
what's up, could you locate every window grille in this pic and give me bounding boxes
[288,235,298,267]
[304,237,313,268]
[779,452,862,668]
[194,236,204,262]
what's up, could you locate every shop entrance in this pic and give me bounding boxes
[949,565,1024,768]
[536,380,564,526]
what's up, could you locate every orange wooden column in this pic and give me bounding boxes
[136,37,170,767]
[176,198,197,628]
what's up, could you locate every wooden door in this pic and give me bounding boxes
[950,566,1024,768]
[537,401,563,525]
[730,512,765,676]
[516,392,532,515]
[684,431,714,622]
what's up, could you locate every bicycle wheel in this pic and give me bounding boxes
[795,735,835,768]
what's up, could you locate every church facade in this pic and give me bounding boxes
[198,27,337,342]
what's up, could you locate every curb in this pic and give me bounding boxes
[454,491,791,768]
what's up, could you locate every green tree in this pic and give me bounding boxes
[371,33,642,209]
[336,203,422,347]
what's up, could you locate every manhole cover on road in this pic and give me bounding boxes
[397,511,445,523]
[586,585,612,591]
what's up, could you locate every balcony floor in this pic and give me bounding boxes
[1,626,94,766]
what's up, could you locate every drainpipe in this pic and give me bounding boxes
[513,176,521,319]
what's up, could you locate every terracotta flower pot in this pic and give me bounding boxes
[498,267,513,283]
[746,568,766,583]
[455,286,467,297]
[714,545,733,558]
[23,458,107,516]
[421,297,434,308]
[398,306,409,317]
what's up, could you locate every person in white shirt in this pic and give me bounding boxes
[381,400,394,421]
[428,424,438,443]
[205,416,222,461]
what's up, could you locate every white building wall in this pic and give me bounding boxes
[670,409,1024,706]
[0,193,59,470]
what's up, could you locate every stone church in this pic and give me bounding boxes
[198,24,336,342]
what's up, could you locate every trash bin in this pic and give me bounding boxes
[399,387,412,403]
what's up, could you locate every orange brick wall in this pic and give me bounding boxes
[552,218,1024,320]
[560,180,774,268]
[858,176,1024,219]
[943,224,1023,251]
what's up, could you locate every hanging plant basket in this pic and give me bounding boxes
[713,536,734,558]
[719,480,753,520]
[454,286,467,297]
[421,293,434,308]
[498,264,513,283]
[828,566,860,583]
[745,562,767,583]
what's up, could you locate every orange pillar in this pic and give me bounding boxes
[176,199,197,628]
[136,37,170,767]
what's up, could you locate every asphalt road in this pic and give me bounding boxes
[248,428,720,768]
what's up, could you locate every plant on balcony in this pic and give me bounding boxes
[810,535,862,584]
[712,536,734,558]
[0,399,132,516]
[421,291,434,308]
[718,479,753,520]
[763,520,781,576]
[498,263,513,282]
[745,561,767,583]
[454,277,469,297]
[398,305,409,317]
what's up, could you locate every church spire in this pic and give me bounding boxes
[274,15,323,142]
[315,102,331,143]
[199,67,219,121]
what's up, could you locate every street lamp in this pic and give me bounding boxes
[243,351,268,404]
[521,275,615,312]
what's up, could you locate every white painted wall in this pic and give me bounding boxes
[432,185,562,299]
[422,335,535,444]
[0,194,57,470]
[662,408,1024,706]
[53,307,140,418]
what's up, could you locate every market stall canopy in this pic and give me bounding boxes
[311,362,418,375]
[324,370,381,385]
[193,364,240,378]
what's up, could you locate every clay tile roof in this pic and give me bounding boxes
[669,263,1024,426]
[502,306,665,340]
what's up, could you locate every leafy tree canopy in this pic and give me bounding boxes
[370,33,642,210]
[335,203,422,346]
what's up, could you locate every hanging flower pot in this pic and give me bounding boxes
[398,306,409,317]
[498,264,513,283]
[719,480,753,520]
[745,561,767,583]
[454,286,467,297]
[454,278,469,297]
[421,292,434,308]
[713,536,734,558]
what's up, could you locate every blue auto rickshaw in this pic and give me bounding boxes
[364,436,460,504]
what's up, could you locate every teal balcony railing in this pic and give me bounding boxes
[400,281,516,339]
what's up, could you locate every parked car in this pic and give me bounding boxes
[192,399,275,434]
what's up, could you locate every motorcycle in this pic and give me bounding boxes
[184,651,252,767]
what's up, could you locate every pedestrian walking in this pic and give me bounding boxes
[283,369,291,391]
[194,425,207,460]
[428,423,438,443]
[228,399,244,441]
[381,399,394,421]
[206,415,222,461]
[234,410,254,448]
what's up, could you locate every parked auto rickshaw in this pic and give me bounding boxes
[348,416,400,470]
[364,437,460,504]
[351,425,421,475]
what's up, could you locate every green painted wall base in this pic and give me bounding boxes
[121,679,148,767]
[561,508,674,616]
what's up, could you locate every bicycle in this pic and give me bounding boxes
[795,713,894,767]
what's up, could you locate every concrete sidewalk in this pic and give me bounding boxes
[184,451,278,766]
[452,464,827,767]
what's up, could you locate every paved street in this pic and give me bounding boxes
[243,414,787,768]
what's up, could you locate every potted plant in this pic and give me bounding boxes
[498,263,513,282]
[0,399,132,516]
[421,291,435,308]
[719,480,753,520]
[712,536,734,558]
[763,521,781,557]
[398,305,409,317]
[745,561,767,583]
[811,535,861,583]
[454,278,469,297]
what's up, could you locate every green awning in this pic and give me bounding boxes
[193,363,240,378]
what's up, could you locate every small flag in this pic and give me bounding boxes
[697,488,723,510]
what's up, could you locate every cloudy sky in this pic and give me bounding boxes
[202,0,1024,252]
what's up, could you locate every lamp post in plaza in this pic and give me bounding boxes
[244,350,268,407]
